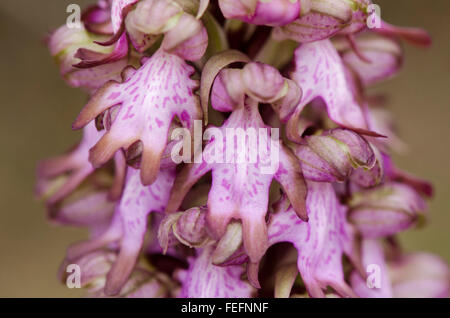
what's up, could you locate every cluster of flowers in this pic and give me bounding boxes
[37,0,449,297]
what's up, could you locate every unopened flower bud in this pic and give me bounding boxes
[162,13,208,61]
[158,207,212,251]
[219,0,301,27]
[348,182,427,238]
[273,0,353,42]
[350,143,384,187]
[296,128,376,182]
[125,0,183,52]
[339,33,404,87]
[241,62,286,103]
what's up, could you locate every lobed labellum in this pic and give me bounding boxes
[267,181,357,298]
[166,97,308,273]
[73,49,201,186]
[288,39,373,142]
[176,246,255,297]
[66,166,175,295]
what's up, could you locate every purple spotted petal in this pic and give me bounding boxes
[166,97,307,270]
[65,166,175,295]
[177,246,254,297]
[289,39,369,137]
[82,2,114,35]
[73,49,201,185]
[268,181,356,298]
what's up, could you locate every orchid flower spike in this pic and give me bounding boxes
[39,0,445,299]
[267,181,359,298]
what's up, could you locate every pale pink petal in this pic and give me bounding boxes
[178,246,254,298]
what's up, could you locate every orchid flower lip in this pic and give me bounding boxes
[36,0,446,299]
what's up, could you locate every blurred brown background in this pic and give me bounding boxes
[0,0,448,297]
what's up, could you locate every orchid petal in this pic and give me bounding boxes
[289,39,369,139]
[350,239,393,298]
[178,246,254,297]
[268,181,356,298]
[73,50,201,185]
[66,166,175,295]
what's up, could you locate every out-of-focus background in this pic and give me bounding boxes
[0,0,448,297]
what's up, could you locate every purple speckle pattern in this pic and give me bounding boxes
[178,246,254,298]
[268,181,355,297]
[170,98,305,264]
[291,39,367,130]
[77,49,201,182]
